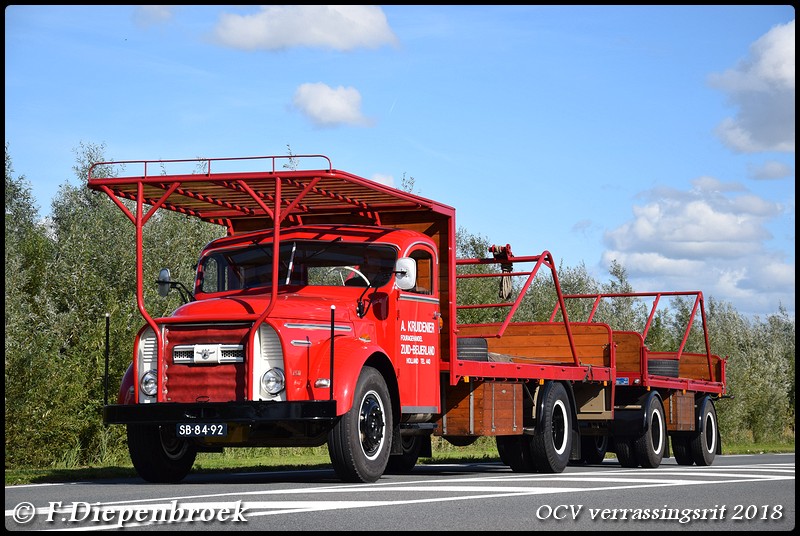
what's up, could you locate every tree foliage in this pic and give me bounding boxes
[5,143,223,467]
[3,143,795,469]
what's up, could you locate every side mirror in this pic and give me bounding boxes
[157,268,172,297]
[394,257,417,291]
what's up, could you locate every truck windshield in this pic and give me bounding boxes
[197,240,397,294]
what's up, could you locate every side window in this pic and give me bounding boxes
[200,257,220,293]
[410,249,434,295]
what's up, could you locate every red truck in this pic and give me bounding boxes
[89,155,727,483]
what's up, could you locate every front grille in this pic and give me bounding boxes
[173,344,245,364]
[163,323,251,402]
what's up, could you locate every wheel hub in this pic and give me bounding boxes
[359,394,384,456]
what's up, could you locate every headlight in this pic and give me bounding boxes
[140,369,158,397]
[261,368,286,395]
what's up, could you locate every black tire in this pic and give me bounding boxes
[127,424,197,483]
[328,367,392,483]
[672,435,694,465]
[496,435,536,472]
[633,395,666,468]
[614,437,639,467]
[457,337,488,361]
[690,398,718,466]
[580,434,609,464]
[443,435,479,447]
[385,435,422,474]
[648,359,679,377]
[530,382,572,473]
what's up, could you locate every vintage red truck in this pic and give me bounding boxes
[88,154,728,483]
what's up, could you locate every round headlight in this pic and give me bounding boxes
[140,369,158,397]
[261,368,286,395]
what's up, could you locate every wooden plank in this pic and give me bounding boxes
[457,323,611,366]
[614,331,643,373]
[665,390,695,431]
[436,380,522,436]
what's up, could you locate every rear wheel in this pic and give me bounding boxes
[385,435,422,474]
[633,395,666,468]
[328,367,392,483]
[672,435,694,465]
[690,398,718,466]
[580,434,609,464]
[127,424,197,483]
[614,437,639,468]
[531,382,572,473]
[496,435,536,472]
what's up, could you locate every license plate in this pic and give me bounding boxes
[176,423,228,437]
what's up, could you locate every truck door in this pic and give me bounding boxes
[396,245,440,413]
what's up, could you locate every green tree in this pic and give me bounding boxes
[5,142,223,468]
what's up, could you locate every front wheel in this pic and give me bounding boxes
[127,424,197,483]
[328,367,392,482]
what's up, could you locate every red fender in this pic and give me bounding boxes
[118,363,135,404]
[310,337,390,416]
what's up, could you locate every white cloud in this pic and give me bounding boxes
[709,19,795,153]
[602,178,793,317]
[370,174,395,187]
[134,5,175,28]
[211,5,398,51]
[292,83,373,128]
[747,160,793,180]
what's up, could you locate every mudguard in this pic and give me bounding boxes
[118,363,135,405]
[310,336,391,416]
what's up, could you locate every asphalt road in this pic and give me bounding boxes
[5,453,794,531]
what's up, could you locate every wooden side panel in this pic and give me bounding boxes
[664,390,696,431]
[678,353,722,382]
[614,332,644,373]
[456,323,611,367]
[436,380,522,436]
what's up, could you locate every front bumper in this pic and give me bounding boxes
[103,400,338,425]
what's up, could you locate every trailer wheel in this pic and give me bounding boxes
[672,435,694,465]
[690,398,717,466]
[633,395,666,468]
[385,435,422,474]
[328,366,392,483]
[614,437,639,468]
[580,434,609,464]
[531,382,572,473]
[496,435,536,472]
[126,424,197,483]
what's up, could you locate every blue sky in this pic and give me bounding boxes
[5,5,795,319]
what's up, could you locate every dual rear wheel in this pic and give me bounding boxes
[614,394,667,468]
[673,397,718,466]
[496,382,572,473]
